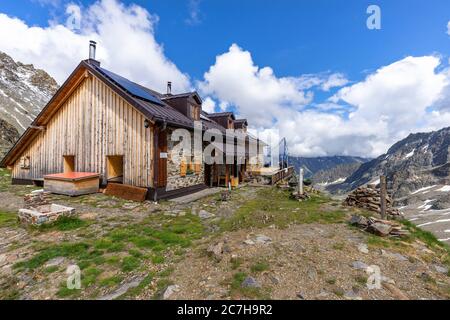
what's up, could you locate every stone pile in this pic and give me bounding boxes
[23,189,50,209]
[19,190,76,226]
[344,185,402,217]
[290,191,310,201]
[349,215,409,238]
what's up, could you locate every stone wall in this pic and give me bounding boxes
[166,128,204,191]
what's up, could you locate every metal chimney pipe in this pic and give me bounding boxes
[167,81,172,95]
[89,40,97,60]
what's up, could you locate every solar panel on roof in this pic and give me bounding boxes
[97,67,164,105]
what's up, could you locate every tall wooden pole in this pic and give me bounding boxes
[380,175,387,220]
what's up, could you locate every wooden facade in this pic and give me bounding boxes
[1,57,265,200]
[11,74,155,188]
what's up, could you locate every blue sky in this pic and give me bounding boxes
[3,0,449,80]
[0,0,449,157]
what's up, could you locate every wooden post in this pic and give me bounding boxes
[298,168,304,195]
[380,175,387,220]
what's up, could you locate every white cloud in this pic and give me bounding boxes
[0,0,190,93]
[199,44,313,127]
[321,73,349,91]
[447,21,450,35]
[201,45,450,157]
[186,0,202,26]
[202,97,216,113]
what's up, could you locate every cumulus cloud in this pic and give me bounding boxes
[199,44,314,127]
[0,0,190,92]
[201,45,450,157]
[447,21,450,35]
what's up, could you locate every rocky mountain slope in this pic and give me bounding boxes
[0,119,19,159]
[0,51,58,133]
[312,162,362,186]
[328,126,450,200]
[288,156,369,178]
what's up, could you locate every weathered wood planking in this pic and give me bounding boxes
[12,74,155,187]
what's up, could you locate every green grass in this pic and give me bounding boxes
[56,282,81,298]
[0,211,17,228]
[121,256,140,272]
[14,242,91,270]
[402,220,450,252]
[99,275,123,287]
[250,261,269,273]
[38,216,88,231]
[44,266,59,273]
[230,257,243,270]
[82,267,102,287]
[221,188,346,231]
[332,242,345,250]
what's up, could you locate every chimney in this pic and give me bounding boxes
[87,40,100,67]
[167,81,172,95]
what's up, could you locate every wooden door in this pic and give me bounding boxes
[156,130,167,187]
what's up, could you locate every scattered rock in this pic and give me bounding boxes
[381,249,408,261]
[98,277,143,300]
[349,215,368,227]
[368,222,392,237]
[207,242,224,261]
[267,274,280,285]
[344,289,362,300]
[243,239,255,245]
[221,191,230,201]
[255,234,272,244]
[434,265,449,274]
[44,257,65,268]
[241,276,261,288]
[351,261,368,270]
[382,282,409,300]
[163,285,180,300]
[350,215,409,238]
[307,267,317,281]
[357,243,369,254]
[296,292,305,299]
[122,203,139,210]
[198,210,215,219]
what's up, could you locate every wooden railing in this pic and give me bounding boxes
[271,166,295,185]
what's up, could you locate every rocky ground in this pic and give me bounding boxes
[0,168,449,300]
[398,184,450,244]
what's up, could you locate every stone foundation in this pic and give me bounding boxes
[18,204,76,226]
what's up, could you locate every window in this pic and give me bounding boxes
[190,104,200,120]
[20,156,30,169]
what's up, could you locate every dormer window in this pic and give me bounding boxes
[190,104,200,120]
[228,118,234,129]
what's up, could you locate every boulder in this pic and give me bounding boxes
[241,276,261,288]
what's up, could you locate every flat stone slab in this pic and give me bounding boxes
[169,188,222,204]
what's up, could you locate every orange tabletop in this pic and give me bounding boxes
[44,172,100,181]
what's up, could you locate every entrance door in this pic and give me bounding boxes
[156,130,167,187]
[106,156,124,183]
[63,155,75,173]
